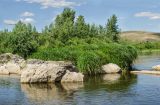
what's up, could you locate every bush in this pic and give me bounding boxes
[30,42,137,74]
[77,52,103,74]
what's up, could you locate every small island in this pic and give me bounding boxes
[0,4,160,105]
[0,8,138,77]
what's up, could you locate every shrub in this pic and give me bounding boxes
[30,42,137,74]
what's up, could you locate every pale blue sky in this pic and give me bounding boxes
[1,0,160,32]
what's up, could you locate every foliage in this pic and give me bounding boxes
[42,8,120,44]
[30,41,137,74]
[0,8,138,74]
[74,15,89,38]
[8,22,38,58]
[106,15,120,42]
[0,30,12,54]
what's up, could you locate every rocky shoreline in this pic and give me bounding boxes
[0,53,122,83]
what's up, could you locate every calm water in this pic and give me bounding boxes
[133,51,160,70]
[0,52,160,105]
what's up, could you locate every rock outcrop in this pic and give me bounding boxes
[0,53,26,75]
[152,65,160,71]
[102,63,121,74]
[0,53,84,83]
[21,59,84,83]
[0,65,10,75]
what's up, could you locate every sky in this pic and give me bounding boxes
[1,0,160,32]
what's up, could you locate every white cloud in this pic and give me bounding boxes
[4,18,35,25]
[4,20,17,25]
[21,11,34,17]
[20,18,35,24]
[4,10,35,25]
[135,12,160,20]
[16,0,80,8]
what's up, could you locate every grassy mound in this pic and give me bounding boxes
[29,43,137,74]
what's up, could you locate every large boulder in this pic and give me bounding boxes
[0,53,26,75]
[0,65,10,75]
[21,59,83,83]
[152,65,160,71]
[61,70,84,83]
[102,63,121,74]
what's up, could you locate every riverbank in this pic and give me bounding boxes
[139,49,160,53]
[132,51,160,75]
[0,53,124,83]
[131,70,160,75]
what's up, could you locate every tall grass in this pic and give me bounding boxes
[29,42,137,75]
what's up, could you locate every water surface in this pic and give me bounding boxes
[0,52,160,105]
[133,51,160,70]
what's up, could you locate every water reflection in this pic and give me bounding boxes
[103,74,121,82]
[0,52,160,105]
[0,75,20,88]
[84,73,137,92]
[21,82,83,103]
[104,73,137,92]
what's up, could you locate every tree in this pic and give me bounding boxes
[9,21,38,58]
[89,24,98,37]
[0,29,12,53]
[74,15,88,38]
[53,8,75,43]
[98,25,105,36]
[106,14,120,42]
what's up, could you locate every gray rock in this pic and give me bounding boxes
[0,65,10,75]
[21,59,77,83]
[61,70,84,83]
[0,53,26,75]
[0,54,84,83]
[102,63,121,74]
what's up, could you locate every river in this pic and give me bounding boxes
[0,52,160,105]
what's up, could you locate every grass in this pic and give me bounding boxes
[29,42,138,75]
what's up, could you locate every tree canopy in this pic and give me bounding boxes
[0,8,121,59]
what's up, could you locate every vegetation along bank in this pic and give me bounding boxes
[0,8,138,75]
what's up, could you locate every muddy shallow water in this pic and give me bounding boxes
[0,52,160,105]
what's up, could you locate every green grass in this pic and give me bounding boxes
[29,42,137,75]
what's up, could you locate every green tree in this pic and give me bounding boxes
[74,15,88,38]
[53,8,75,43]
[98,25,105,36]
[89,24,98,37]
[0,29,12,53]
[9,21,38,58]
[106,14,120,42]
